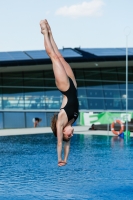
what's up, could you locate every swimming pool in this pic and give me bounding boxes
[0,133,133,200]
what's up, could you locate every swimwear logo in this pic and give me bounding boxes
[74,112,78,117]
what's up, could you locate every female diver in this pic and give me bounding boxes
[40,19,79,166]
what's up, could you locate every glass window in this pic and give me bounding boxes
[84,68,101,80]
[24,88,45,109]
[0,112,3,129]
[87,89,103,98]
[101,68,119,89]
[24,71,44,87]
[120,90,133,99]
[119,83,125,89]
[44,70,55,87]
[121,99,133,110]
[102,82,119,89]
[26,112,47,127]
[119,83,133,90]
[0,73,2,86]
[120,90,133,109]
[88,99,105,110]
[75,69,86,88]
[84,69,103,89]
[128,83,133,90]
[103,90,120,98]
[45,88,61,109]
[46,112,57,126]
[128,90,133,98]
[120,90,126,98]
[4,112,25,128]
[117,68,125,81]
[77,80,86,87]
[0,88,2,109]
[85,80,103,89]
[118,67,133,90]
[104,99,122,110]
[77,88,88,109]
[2,72,23,86]
[75,69,85,79]
[101,68,118,81]
[128,100,133,110]
[121,99,126,110]
[2,88,24,109]
[117,67,133,82]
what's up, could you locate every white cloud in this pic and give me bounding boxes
[55,0,104,18]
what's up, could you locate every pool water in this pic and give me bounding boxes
[0,133,133,200]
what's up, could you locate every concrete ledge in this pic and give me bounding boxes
[0,126,133,137]
[0,127,51,136]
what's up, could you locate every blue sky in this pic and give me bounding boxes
[0,0,133,52]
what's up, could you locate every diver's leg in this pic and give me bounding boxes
[45,20,77,88]
[40,20,69,91]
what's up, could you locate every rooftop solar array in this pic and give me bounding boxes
[8,51,31,60]
[128,48,133,54]
[0,48,133,64]
[0,52,14,61]
[25,50,49,59]
[82,48,133,56]
[59,49,82,58]
[0,51,31,61]
[119,48,133,55]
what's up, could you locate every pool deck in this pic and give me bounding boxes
[0,126,133,137]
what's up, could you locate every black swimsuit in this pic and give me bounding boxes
[59,77,79,123]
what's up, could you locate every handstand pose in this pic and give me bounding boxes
[40,19,79,167]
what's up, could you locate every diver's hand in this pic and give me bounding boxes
[58,160,67,167]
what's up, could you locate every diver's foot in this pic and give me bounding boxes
[40,19,48,35]
[45,19,52,34]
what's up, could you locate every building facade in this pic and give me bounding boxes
[0,48,133,129]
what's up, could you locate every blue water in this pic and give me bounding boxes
[0,133,133,200]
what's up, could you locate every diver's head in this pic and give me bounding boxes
[63,125,74,141]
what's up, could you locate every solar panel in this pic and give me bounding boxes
[25,50,49,59]
[0,52,13,61]
[59,49,82,58]
[128,48,133,54]
[120,48,133,55]
[82,48,127,56]
[8,51,31,60]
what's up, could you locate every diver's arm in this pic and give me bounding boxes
[64,140,70,163]
[56,120,64,162]
[56,111,68,165]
